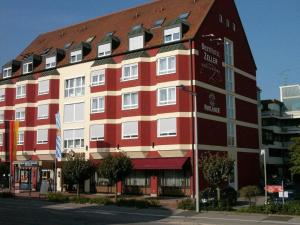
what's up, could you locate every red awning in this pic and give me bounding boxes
[132,157,189,170]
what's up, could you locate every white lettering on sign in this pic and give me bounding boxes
[204,93,221,114]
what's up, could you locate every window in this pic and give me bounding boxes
[90,70,105,86]
[98,43,111,57]
[15,108,25,121]
[224,39,234,65]
[157,118,176,137]
[227,121,235,146]
[37,104,49,119]
[226,19,230,28]
[122,63,138,81]
[158,87,176,106]
[70,50,82,63]
[122,121,138,139]
[225,67,234,92]
[90,124,104,141]
[219,14,223,23]
[63,129,84,149]
[129,35,144,51]
[179,12,190,20]
[38,80,49,95]
[232,23,236,31]
[164,27,181,43]
[226,95,235,119]
[0,111,4,123]
[64,102,84,122]
[160,170,190,187]
[23,62,33,74]
[125,171,150,186]
[64,76,85,97]
[45,56,56,69]
[157,56,176,75]
[16,84,26,99]
[0,133,2,146]
[91,96,105,113]
[3,67,12,78]
[0,89,5,101]
[122,92,138,110]
[18,131,24,145]
[37,129,48,144]
[153,18,165,28]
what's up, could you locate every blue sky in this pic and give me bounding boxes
[0,0,299,99]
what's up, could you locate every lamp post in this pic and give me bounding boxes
[261,149,267,203]
[177,85,199,212]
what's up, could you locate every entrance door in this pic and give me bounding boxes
[20,169,31,190]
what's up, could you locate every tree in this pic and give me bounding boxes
[201,152,234,188]
[98,153,133,201]
[289,137,300,175]
[62,154,95,197]
[0,162,9,176]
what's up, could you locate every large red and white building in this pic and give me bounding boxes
[0,0,260,195]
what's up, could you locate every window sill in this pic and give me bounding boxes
[91,111,105,114]
[122,106,138,111]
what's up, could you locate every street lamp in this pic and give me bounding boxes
[176,85,199,212]
[261,149,267,203]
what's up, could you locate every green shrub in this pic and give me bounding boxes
[47,192,69,202]
[116,198,160,208]
[0,192,14,198]
[239,185,260,206]
[69,196,90,204]
[89,197,113,205]
[219,186,237,210]
[177,198,196,210]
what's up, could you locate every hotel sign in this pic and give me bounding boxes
[204,93,220,114]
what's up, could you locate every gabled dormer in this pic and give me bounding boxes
[70,42,91,64]
[22,54,42,74]
[97,32,120,58]
[128,24,152,51]
[163,19,189,44]
[2,60,21,79]
[44,48,65,69]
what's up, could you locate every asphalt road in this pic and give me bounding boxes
[1,198,300,225]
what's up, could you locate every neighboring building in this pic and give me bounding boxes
[0,0,259,196]
[280,84,300,118]
[261,98,300,181]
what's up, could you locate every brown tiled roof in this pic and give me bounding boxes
[8,0,216,77]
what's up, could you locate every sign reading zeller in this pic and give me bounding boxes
[204,93,220,114]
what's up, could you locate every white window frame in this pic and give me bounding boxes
[157,56,176,75]
[164,27,181,43]
[0,89,5,101]
[18,131,24,145]
[23,62,33,74]
[122,121,138,139]
[63,102,85,123]
[129,35,144,51]
[90,70,105,86]
[91,96,105,113]
[98,43,111,57]
[157,118,177,137]
[37,104,49,120]
[38,80,50,95]
[122,92,138,110]
[63,128,84,149]
[37,129,48,144]
[0,133,3,146]
[121,63,138,81]
[16,84,26,99]
[219,14,223,23]
[0,110,4,124]
[64,76,85,97]
[3,67,12,78]
[70,50,82,63]
[90,124,104,141]
[15,108,25,121]
[45,56,56,69]
[157,87,176,106]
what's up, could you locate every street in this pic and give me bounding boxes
[1,198,300,225]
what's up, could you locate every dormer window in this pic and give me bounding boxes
[164,27,181,43]
[129,35,144,51]
[70,50,82,63]
[98,43,111,57]
[3,67,12,78]
[45,56,56,69]
[23,62,33,74]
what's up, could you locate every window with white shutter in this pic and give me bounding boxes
[0,111,4,123]
[164,27,181,43]
[38,80,50,95]
[129,35,144,51]
[122,121,138,139]
[90,124,104,141]
[63,128,84,148]
[98,43,111,57]
[0,89,5,101]
[70,50,82,63]
[0,133,3,146]
[45,56,56,69]
[64,102,84,122]
[37,129,48,144]
[157,118,177,137]
[37,104,49,119]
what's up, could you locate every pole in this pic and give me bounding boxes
[263,150,267,204]
[282,180,285,205]
[194,94,199,212]
[54,158,57,193]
